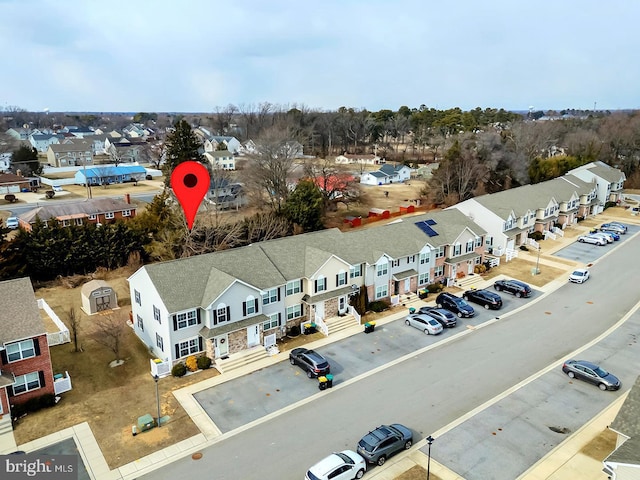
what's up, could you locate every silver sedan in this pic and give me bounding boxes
[404,314,443,335]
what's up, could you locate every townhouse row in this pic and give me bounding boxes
[128,161,626,367]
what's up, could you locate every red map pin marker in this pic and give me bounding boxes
[171,161,210,230]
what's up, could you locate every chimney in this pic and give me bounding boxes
[124,193,131,204]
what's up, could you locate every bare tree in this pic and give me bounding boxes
[303,158,359,211]
[67,307,82,353]
[241,126,298,211]
[92,312,127,364]
[107,144,122,166]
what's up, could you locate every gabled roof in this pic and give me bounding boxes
[0,277,46,344]
[20,198,135,223]
[206,150,233,158]
[0,173,30,185]
[606,375,640,466]
[49,142,91,153]
[570,161,625,183]
[379,164,409,175]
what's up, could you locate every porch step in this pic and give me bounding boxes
[0,416,13,436]
[453,274,485,290]
[215,346,270,375]
[326,314,360,335]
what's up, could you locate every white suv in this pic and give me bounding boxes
[305,450,366,480]
[5,216,19,229]
[577,234,606,246]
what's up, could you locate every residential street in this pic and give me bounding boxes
[138,231,640,480]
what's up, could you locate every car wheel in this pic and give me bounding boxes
[437,303,443,308]
[377,456,387,466]
[355,469,365,479]
[599,383,607,391]
[516,292,522,298]
[463,295,469,301]
[306,370,313,378]
[404,440,412,449]
[405,319,410,326]
[495,285,501,291]
[424,329,430,335]
[457,312,463,318]
[579,238,584,243]
[484,303,490,310]
[289,358,295,365]
[567,371,575,378]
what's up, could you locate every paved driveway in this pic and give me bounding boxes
[553,223,640,263]
[194,290,541,433]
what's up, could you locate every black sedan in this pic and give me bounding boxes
[493,279,532,298]
[562,360,621,391]
[463,289,503,309]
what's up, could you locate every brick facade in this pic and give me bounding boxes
[1,335,55,409]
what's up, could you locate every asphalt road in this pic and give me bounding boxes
[140,233,640,480]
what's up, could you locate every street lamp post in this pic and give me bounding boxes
[536,245,541,275]
[154,374,161,428]
[426,435,434,480]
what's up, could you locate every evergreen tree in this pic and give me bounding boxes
[162,119,203,185]
[11,145,41,175]
[283,180,324,232]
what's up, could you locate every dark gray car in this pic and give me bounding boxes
[289,348,330,378]
[418,307,457,328]
[562,360,621,391]
[356,423,413,466]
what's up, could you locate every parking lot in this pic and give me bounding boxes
[553,223,640,263]
[194,289,541,433]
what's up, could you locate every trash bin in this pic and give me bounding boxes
[318,376,328,390]
[408,307,416,315]
[325,374,333,388]
[364,321,376,333]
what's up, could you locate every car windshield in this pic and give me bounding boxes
[573,271,585,277]
[358,438,375,452]
[594,366,609,377]
[453,298,465,306]
[335,452,354,464]
[306,471,321,480]
[428,319,439,326]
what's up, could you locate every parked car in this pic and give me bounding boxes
[289,348,330,378]
[562,360,621,391]
[357,424,413,466]
[5,216,18,229]
[305,450,366,480]
[436,292,475,318]
[601,222,627,234]
[404,314,443,335]
[577,234,606,246]
[598,229,620,241]
[493,279,532,298]
[418,306,457,328]
[568,268,590,284]
[589,232,614,243]
[463,289,503,310]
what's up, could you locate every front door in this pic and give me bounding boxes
[468,260,474,274]
[314,302,324,320]
[215,335,229,358]
[247,325,260,347]
[96,294,110,311]
[404,278,410,293]
[394,281,400,295]
[338,296,347,315]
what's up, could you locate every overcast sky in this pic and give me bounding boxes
[1,0,638,113]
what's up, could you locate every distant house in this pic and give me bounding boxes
[0,278,56,419]
[47,142,93,167]
[210,136,241,155]
[0,173,39,194]
[603,375,640,479]
[568,161,626,205]
[18,197,136,231]
[239,139,258,155]
[0,154,10,173]
[5,128,32,141]
[74,165,147,186]
[64,126,95,138]
[335,153,382,165]
[360,164,412,186]
[204,150,236,170]
[29,133,62,152]
[208,178,246,210]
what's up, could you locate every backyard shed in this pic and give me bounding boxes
[368,208,390,219]
[343,216,362,227]
[81,279,118,315]
[399,204,415,214]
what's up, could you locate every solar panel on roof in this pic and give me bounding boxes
[425,219,437,225]
[415,221,439,237]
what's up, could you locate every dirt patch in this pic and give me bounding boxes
[579,427,617,460]
[395,465,441,480]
